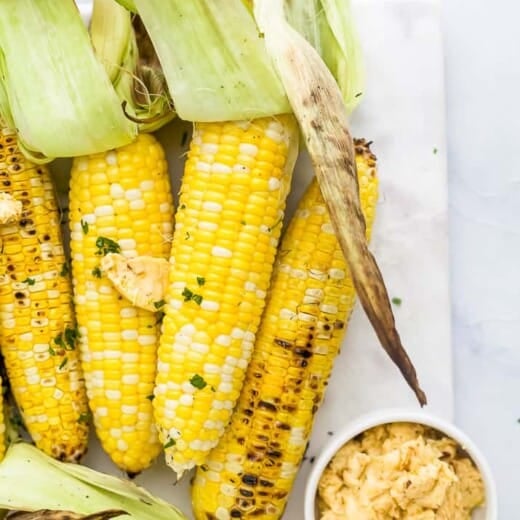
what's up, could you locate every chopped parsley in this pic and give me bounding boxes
[179,204,186,210]
[91,266,102,278]
[78,412,91,424]
[80,219,89,234]
[23,277,35,286]
[58,357,68,370]
[48,346,56,356]
[391,297,402,306]
[60,261,70,277]
[433,147,438,155]
[153,299,166,310]
[155,311,165,325]
[146,394,155,401]
[164,438,176,449]
[95,236,121,256]
[355,92,363,98]
[182,287,203,305]
[54,326,79,351]
[196,276,205,286]
[190,374,207,390]
[185,231,190,240]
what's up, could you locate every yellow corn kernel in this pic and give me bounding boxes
[0,127,89,462]
[154,115,299,476]
[69,133,174,474]
[191,139,378,519]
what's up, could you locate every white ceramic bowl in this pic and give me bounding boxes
[304,408,497,520]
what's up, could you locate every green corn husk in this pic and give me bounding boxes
[90,0,174,132]
[5,510,127,520]
[0,0,136,162]
[132,0,291,122]
[0,444,187,520]
[126,0,363,121]
[114,0,137,13]
[285,0,365,112]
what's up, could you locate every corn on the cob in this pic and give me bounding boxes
[0,127,89,462]
[69,133,174,474]
[154,115,299,476]
[0,375,5,462]
[191,139,378,519]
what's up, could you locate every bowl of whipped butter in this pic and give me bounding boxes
[304,409,497,519]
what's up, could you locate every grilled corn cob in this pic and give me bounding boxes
[191,139,378,519]
[0,127,89,462]
[154,115,299,476]
[0,375,5,461]
[69,133,174,474]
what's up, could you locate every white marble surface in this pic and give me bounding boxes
[443,0,520,516]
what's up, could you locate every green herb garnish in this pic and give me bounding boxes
[80,219,89,234]
[95,236,121,256]
[182,287,203,305]
[59,261,70,277]
[78,412,91,424]
[164,438,176,449]
[190,374,207,390]
[54,326,79,352]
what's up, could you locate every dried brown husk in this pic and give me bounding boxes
[254,0,427,405]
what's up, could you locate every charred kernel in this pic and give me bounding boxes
[258,401,276,412]
[241,474,258,486]
[274,338,293,348]
[294,347,313,358]
[240,489,254,497]
[230,510,242,518]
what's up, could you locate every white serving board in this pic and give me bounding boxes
[56,0,452,518]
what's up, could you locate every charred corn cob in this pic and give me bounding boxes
[0,375,5,461]
[191,139,378,519]
[69,133,174,474]
[154,115,299,476]
[0,127,89,462]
